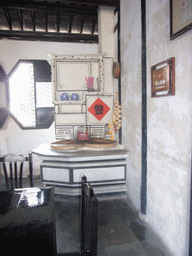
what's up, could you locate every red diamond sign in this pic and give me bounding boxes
[88,97,111,121]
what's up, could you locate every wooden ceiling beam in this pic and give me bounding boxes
[17,9,23,31]
[4,8,12,30]
[57,12,60,33]
[31,10,36,31]
[68,15,73,33]
[0,1,102,43]
[1,0,119,8]
[80,17,84,34]
[44,12,48,32]
[0,29,98,43]
[0,3,98,16]
[33,0,120,8]
[91,19,96,35]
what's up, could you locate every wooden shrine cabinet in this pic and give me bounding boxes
[49,54,114,140]
[32,54,128,197]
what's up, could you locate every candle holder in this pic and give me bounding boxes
[85,77,94,92]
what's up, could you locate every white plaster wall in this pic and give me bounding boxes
[147,1,192,255]
[121,0,142,210]
[0,40,98,175]
[121,0,192,255]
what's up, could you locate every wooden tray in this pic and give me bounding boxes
[51,140,83,150]
[84,139,116,148]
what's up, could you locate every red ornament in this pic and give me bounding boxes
[88,97,111,121]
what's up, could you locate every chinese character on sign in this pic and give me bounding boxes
[94,105,104,115]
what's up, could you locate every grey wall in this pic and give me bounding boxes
[121,0,192,255]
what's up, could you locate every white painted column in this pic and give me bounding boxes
[98,6,115,58]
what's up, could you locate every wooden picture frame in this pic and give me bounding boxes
[151,57,175,98]
[170,0,192,39]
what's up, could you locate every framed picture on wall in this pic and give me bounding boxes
[151,57,175,98]
[170,0,192,39]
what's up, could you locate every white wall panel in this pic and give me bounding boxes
[73,166,125,182]
[42,167,69,182]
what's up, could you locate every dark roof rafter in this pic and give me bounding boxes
[17,9,23,31]
[2,0,119,8]
[0,29,98,43]
[0,2,98,16]
[0,0,119,43]
[43,0,120,8]
[4,8,12,30]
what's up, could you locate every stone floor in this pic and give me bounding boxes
[55,196,167,256]
[13,176,168,255]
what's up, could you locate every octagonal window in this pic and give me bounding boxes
[9,60,54,129]
[0,65,9,129]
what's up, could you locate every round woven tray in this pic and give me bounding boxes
[50,140,83,150]
[84,139,116,148]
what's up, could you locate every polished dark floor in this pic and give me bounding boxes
[13,176,167,255]
[55,196,167,256]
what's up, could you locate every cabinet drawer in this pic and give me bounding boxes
[55,113,86,125]
[55,125,74,139]
[42,167,70,182]
[59,104,82,113]
[73,166,125,183]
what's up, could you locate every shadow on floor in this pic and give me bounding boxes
[55,196,167,256]
[22,177,167,256]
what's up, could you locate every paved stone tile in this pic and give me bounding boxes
[104,241,149,256]
[22,178,167,255]
[98,223,138,247]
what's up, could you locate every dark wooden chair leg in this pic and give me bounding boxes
[14,162,18,188]
[2,162,9,190]
[9,162,14,190]
[19,162,24,188]
[1,154,34,190]
[29,152,34,187]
